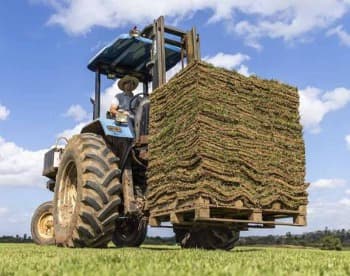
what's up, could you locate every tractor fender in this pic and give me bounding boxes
[81,118,134,139]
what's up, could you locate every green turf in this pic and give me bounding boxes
[1,244,350,275]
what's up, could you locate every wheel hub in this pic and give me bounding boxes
[57,161,78,228]
[37,212,54,239]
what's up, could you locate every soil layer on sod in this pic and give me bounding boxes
[147,61,308,212]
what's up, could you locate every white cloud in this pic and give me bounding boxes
[237,64,252,77]
[345,135,350,150]
[327,25,350,46]
[0,114,96,189]
[0,104,10,120]
[0,114,101,189]
[64,104,89,122]
[345,189,350,195]
[204,53,252,76]
[230,1,348,49]
[0,137,47,187]
[0,207,8,216]
[339,198,350,206]
[305,199,350,230]
[204,52,250,70]
[311,178,347,189]
[299,86,350,133]
[38,0,350,48]
[57,121,90,139]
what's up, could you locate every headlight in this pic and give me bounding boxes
[115,112,128,123]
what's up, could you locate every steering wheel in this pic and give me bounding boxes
[129,92,145,114]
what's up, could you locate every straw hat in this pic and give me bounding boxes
[118,75,139,91]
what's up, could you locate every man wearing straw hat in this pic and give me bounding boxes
[109,75,139,117]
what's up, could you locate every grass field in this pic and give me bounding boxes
[1,244,350,275]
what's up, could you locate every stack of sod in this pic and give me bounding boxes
[146,61,308,212]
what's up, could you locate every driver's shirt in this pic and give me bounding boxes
[111,92,140,111]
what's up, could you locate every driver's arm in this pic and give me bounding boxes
[109,96,120,116]
[109,104,119,116]
[109,103,119,116]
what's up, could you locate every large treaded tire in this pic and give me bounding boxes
[112,216,148,247]
[31,201,55,245]
[174,227,239,251]
[53,133,122,248]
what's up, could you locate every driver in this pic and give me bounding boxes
[109,75,139,117]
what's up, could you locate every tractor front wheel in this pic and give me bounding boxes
[53,133,122,247]
[31,201,55,245]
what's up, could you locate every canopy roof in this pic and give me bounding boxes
[88,34,182,82]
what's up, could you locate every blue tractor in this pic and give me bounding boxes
[31,16,202,248]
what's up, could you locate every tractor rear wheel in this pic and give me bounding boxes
[31,201,55,245]
[174,227,239,250]
[53,133,122,247]
[112,215,148,247]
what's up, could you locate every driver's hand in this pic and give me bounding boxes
[118,109,130,116]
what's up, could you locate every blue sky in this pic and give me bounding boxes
[1,1,350,237]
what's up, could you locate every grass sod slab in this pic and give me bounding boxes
[1,244,350,275]
[147,61,307,211]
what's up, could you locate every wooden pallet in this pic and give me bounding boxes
[149,197,306,230]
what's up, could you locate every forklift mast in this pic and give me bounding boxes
[142,16,201,90]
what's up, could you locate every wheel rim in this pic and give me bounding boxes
[37,212,54,239]
[57,161,78,228]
